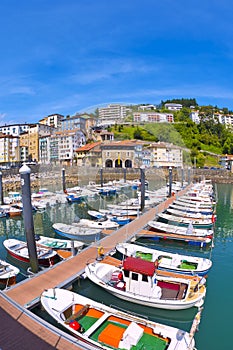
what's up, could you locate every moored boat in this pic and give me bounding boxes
[116,242,212,276]
[156,212,213,229]
[0,259,20,287]
[41,288,196,349]
[76,218,119,230]
[85,257,206,310]
[3,238,58,267]
[148,220,213,238]
[52,222,103,243]
[35,235,84,251]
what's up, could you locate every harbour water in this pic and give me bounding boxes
[0,182,231,349]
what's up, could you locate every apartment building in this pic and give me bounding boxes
[133,112,174,123]
[98,104,126,125]
[39,114,64,128]
[0,134,20,164]
[147,142,183,168]
[0,123,32,137]
[42,129,86,165]
[60,115,86,132]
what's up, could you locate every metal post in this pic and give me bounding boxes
[188,166,191,185]
[62,168,66,192]
[71,240,76,256]
[140,166,145,212]
[100,168,103,187]
[181,167,184,188]
[168,166,172,197]
[0,171,4,205]
[123,168,127,183]
[19,164,39,273]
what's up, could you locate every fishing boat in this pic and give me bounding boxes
[3,238,58,267]
[0,259,20,287]
[76,218,119,230]
[116,242,212,276]
[166,207,214,220]
[173,198,214,209]
[66,193,87,203]
[109,215,131,226]
[169,203,213,215]
[85,257,206,310]
[41,288,196,349]
[156,212,213,229]
[88,210,106,220]
[147,221,213,238]
[52,223,103,243]
[99,208,139,217]
[35,235,84,251]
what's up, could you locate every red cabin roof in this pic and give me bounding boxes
[123,257,155,276]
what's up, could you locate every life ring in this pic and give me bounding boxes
[98,246,104,256]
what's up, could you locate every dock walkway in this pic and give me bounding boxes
[1,188,188,349]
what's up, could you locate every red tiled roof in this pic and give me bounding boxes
[76,141,102,152]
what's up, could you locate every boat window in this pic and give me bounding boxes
[142,274,148,282]
[132,272,138,281]
[124,270,129,278]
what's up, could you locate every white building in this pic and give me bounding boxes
[0,134,20,163]
[39,114,64,128]
[42,130,86,165]
[98,104,126,125]
[0,123,32,137]
[133,112,173,123]
[164,103,183,111]
[189,111,200,124]
[218,114,233,127]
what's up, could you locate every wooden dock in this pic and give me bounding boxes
[1,187,190,349]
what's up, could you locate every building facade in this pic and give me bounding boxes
[98,104,126,125]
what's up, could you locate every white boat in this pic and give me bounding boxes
[85,258,206,310]
[52,223,103,242]
[76,218,119,230]
[156,212,213,229]
[148,221,213,237]
[41,288,196,350]
[169,203,213,215]
[3,238,58,267]
[35,235,84,251]
[166,207,213,220]
[116,242,212,276]
[174,198,213,209]
[99,208,139,217]
[0,259,20,287]
[88,210,106,220]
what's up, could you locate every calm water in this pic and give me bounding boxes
[1,183,232,350]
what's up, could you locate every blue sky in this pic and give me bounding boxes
[1,0,233,124]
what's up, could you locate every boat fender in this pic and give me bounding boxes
[69,320,81,331]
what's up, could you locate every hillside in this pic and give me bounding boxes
[108,118,231,168]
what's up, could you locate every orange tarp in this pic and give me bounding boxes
[98,323,125,348]
[86,308,104,318]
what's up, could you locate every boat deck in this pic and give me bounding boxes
[1,187,190,349]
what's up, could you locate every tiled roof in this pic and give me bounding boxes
[76,141,102,152]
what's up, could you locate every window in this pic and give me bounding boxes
[142,274,148,282]
[132,273,138,281]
